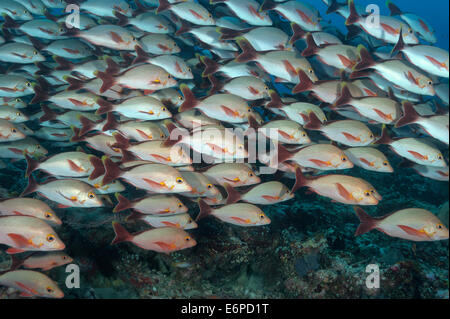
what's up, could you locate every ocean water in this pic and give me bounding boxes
[0,0,449,300]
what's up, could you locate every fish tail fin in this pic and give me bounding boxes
[178,84,199,112]
[102,156,122,185]
[196,199,213,221]
[217,27,242,40]
[64,76,84,91]
[120,149,136,163]
[114,11,129,26]
[266,90,283,108]
[88,156,105,180]
[162,122,183,147]
[260,0,277,11]
[131,45,149,65]
[235,37,258,63]
[78,115,96,136]
[21,175,39,197]
[334,83,353,107]
[326,0,342,14]
[2,14,19,28]
[24,154,39,178]
[113,193,133,213]
[207,75,223,95]
[39,105,57,123]
[53,56,74,71]
[289,23,306,44]
[292,69,314,94]
[291,165,308,192]
[374,124,393,145]
[386,0,402,16]
[175,20,192,36]
[224,183,241,204]
[95,98,114,115]
[112,132,131,150]
[302,33,319,57]
[304,112,323,131]
[31,85,49,104]
[346,0,360,25]
[353,45,375,71]
[101,113,117,132]
[125,211,143,222]
[199,55,220,77]
[354,206,377,236]
[96,69,116,94]
[391,28,405,56]
[247,114,260,130]
[111,222,132,245]
[276,143,295,163]
[9,254,24,271]
[396,101,419,128]
[156,0,171,13]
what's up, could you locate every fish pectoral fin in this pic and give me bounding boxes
[336,183,353,201]
[154,241,176,251]
[7,233,30,248]
[397,225,426,237]
[6,247,27,254]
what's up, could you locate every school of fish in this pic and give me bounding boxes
[0,0,448,298]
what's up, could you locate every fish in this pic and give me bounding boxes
[0,198,61,225]
[0,119,26,142]
[294,167,381,205]
[344,147,393,173]
[111,222,197,253]
[127,212,198,230]
[0,270,64,298]
[0,216,65,254]
[395,101,449,145]
[202,163,260,187]
[197,199,271,226]
[376,125,447,167]
[304,112,375,147]
[9,252,73,271]
[21,176,104,208]
[113,193,187,215]
[354,207,449,241]
[224,181,294,205]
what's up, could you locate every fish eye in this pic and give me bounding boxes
[264,86,269,90]
[259,214,265,219]
[248,172,254,177]
[178,203,183,208]
[33,50,38,55]
[370,189,375,194]
[62,256,67,260]
[428,81,433,85]
[59,28,64,32]
[45,212,53,219]
[160,133,165,138]
[46,234,55,242]
[11,128,17,133]
[437,154,443,160]
[187,218,193,224]
[26,82,32,87]
[383,161,388,166]
[369,134,374,139]
[16,112,21,116]
[37,145,41,149]
[302,132,306,137]
[308,68,314,74]
[176,177,184,184]
[167,74,172,79]
[408,28,413,34]
[247,107,252,112]
[206,183,213,189]
[161,106,167,112]
[341,156,347,162]
[88,192,95,199]
[178,95,183,100]
[364,191,371,197]
[132,36,136,41]
[15,98,21,102]
[184,236,191,242]
[208,13,212,18]
[187,67,191,72]
[46,286,54,293]
[437,224,443,229]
